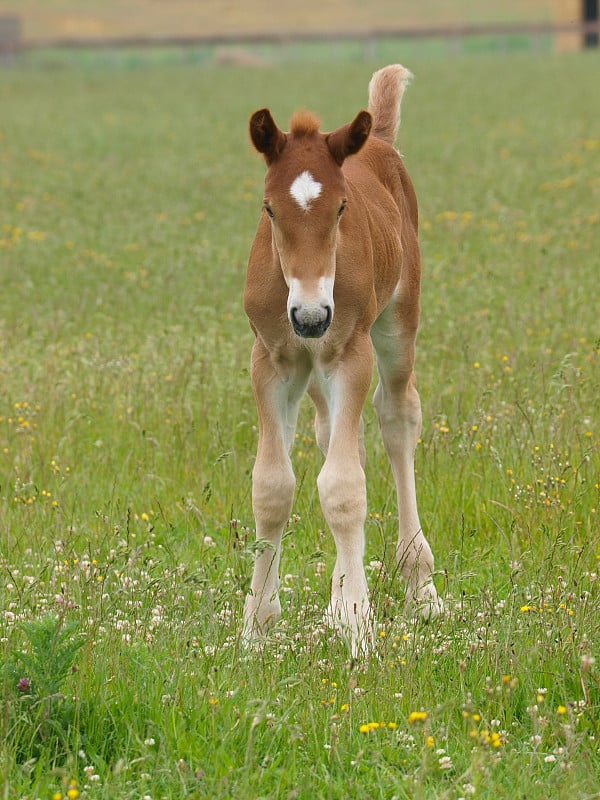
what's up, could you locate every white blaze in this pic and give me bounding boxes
[290,170,322,211]
[287,276,335,321]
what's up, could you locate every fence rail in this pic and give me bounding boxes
[1,18,599,59]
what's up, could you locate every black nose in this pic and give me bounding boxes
[290,305,332,338]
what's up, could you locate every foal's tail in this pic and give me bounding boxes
[367,64,413,145]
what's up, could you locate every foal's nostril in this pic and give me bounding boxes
[289,304,332,338]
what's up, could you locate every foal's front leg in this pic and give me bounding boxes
[243,342,303,642]
[317,337,374,656]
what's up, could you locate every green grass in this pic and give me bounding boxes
[1,53,599,799]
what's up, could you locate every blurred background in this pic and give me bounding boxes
[1,0,598,68]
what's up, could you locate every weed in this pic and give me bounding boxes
[2,615,85,763]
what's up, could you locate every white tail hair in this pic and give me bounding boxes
[367,64,413,145]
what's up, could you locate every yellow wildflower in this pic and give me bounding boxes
[359,722,381,733]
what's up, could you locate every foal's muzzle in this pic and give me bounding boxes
[289,304,332,338]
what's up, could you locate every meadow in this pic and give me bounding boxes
[0,50,599,799]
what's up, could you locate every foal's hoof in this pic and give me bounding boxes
[407,582,444,621]
[241,630,265,652]
[323,606,375,659]
[242,597,282,647]
[241,616,281,651]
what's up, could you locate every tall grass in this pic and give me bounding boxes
[0,53,599,798]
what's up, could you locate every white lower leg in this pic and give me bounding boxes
[318,460,373,655]
[243,460,295,639]
[375,384,442,618]
[244,544,282,634]
[396,529,442,616]
[327,552,373,655]
[393,460,442,618]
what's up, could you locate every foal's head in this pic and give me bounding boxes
[250,107,372,338]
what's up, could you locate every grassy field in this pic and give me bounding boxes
[1,50,599,799]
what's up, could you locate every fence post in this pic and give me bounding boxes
[0,15,21,66]
[584,0,599,47]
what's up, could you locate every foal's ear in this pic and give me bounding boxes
[249,108,287,164]
[326,110,372,166]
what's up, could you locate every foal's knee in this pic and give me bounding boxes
[252,463,295,530]
[375,381,422,445]
[317,461,366,533]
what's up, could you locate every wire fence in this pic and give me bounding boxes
[1,17,599,67]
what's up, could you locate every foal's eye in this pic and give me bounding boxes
[337,200,347,218]
[263,203,274,219]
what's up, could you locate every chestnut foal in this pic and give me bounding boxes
[243,65,442,656]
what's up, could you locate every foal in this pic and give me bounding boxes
[243,65,442,655]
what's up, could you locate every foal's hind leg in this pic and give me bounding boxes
[371,312,442,618]
[309,378,366,468]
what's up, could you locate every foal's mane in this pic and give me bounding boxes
[289,110,321,137]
